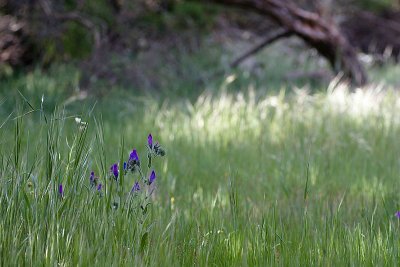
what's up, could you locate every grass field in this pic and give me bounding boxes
[1,64,400,266]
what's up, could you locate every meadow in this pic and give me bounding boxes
[1,64,400,266]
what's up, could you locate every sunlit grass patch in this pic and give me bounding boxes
[1,79,400,265]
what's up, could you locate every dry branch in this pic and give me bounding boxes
[197,0,368,86]
[230,28,292,68]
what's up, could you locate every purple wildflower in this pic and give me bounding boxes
[130,149,139,161]
[148,134,153,149]
[123,162,127,170]
[97,183,102,191]
[111,163,119,180]
[131,181,140,193]
[127,149,140,172]
[149,170,156,185]
[58,184,63,197]
[90,171,98,187]
[153,141,166,157]
[147,134,165,157]
[395,211,400,219]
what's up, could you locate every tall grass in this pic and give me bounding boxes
[1,80,400,265]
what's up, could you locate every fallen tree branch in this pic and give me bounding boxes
[230,28,292,68]
[194,0,368,86]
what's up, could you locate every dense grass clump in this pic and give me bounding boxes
[1,80,400,266]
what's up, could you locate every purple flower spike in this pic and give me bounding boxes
[395,211,400,219]
[149,170,156,185]
[123,162,127,170]
[58,184,63,197]
[131,181,140,193]
[148,134,153,149]
[90,171,98,187]
[111,163,119,179]
[130,149,139,161]
[97,183,102,191]
[127,149,141,172]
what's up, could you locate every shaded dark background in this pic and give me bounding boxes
[1,0,399,95]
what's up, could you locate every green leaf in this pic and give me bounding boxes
[140,232,149,253]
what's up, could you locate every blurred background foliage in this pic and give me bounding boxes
[0,0,399,95]
[355,0,399,11]
[2,0,396,63]
[0,0,223,68]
